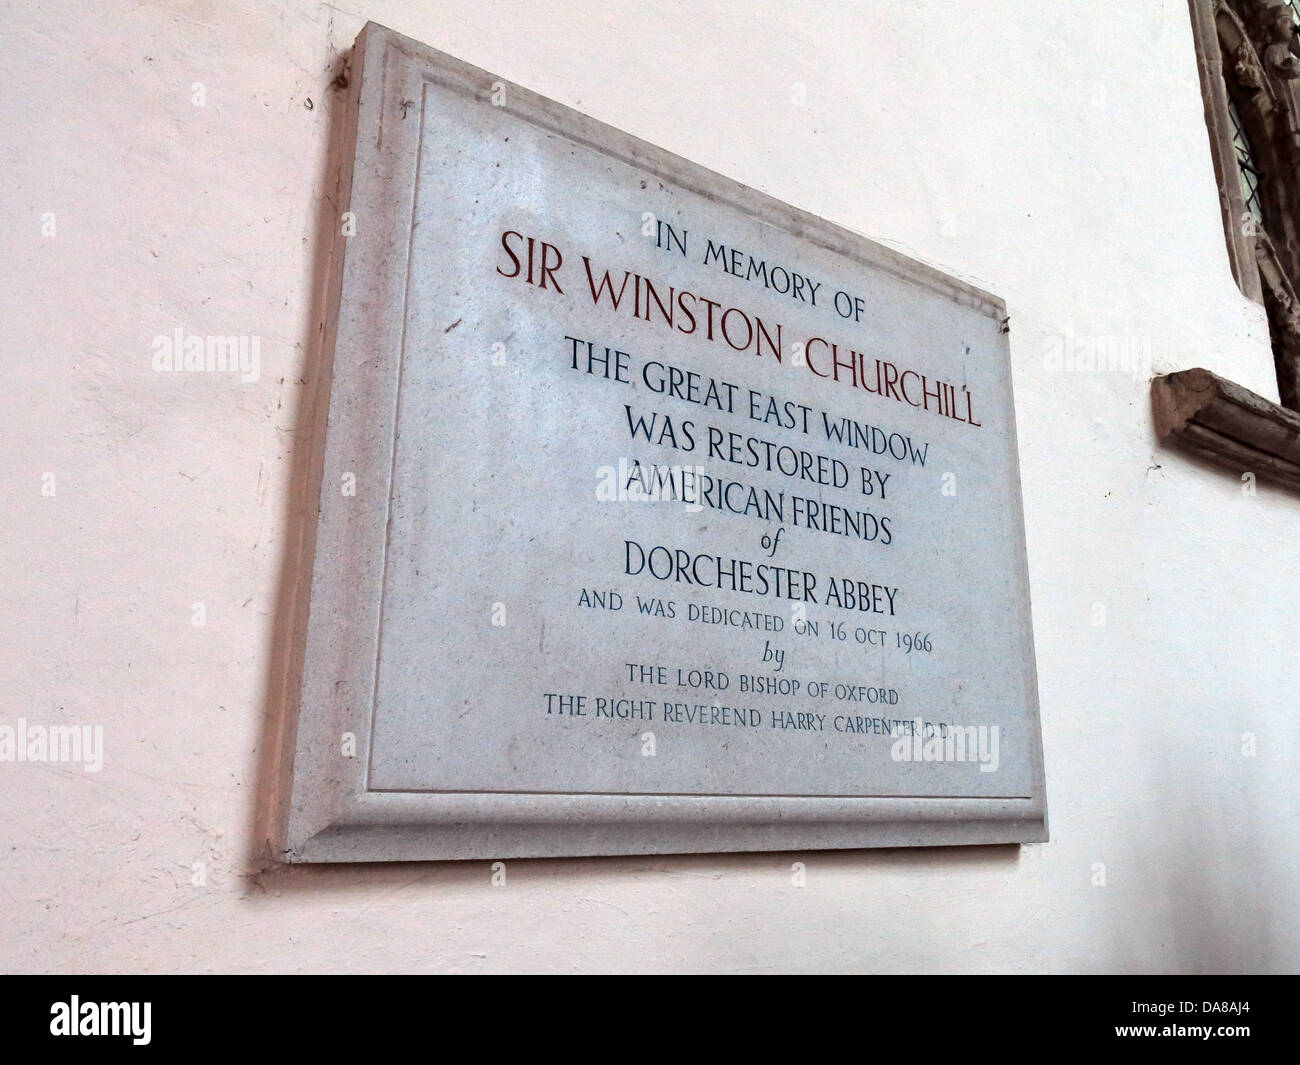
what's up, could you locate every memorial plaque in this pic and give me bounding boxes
[279,23,1048,861]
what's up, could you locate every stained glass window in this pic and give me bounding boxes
[1228,98,1265,226]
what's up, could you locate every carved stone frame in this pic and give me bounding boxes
[1191,0,1300,406]
[1154,1,1300,484]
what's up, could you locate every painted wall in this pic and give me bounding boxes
[3,0,1297,973]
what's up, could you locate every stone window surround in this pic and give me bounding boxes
[1153,0,1300,487]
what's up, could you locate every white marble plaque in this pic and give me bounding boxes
[279,23,1048,861]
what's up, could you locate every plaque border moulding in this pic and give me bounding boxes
[276,21,1050,862]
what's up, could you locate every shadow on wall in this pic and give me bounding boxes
[244,41,354,883]
[1122,734,1277,974]
[243,840,1022,897]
